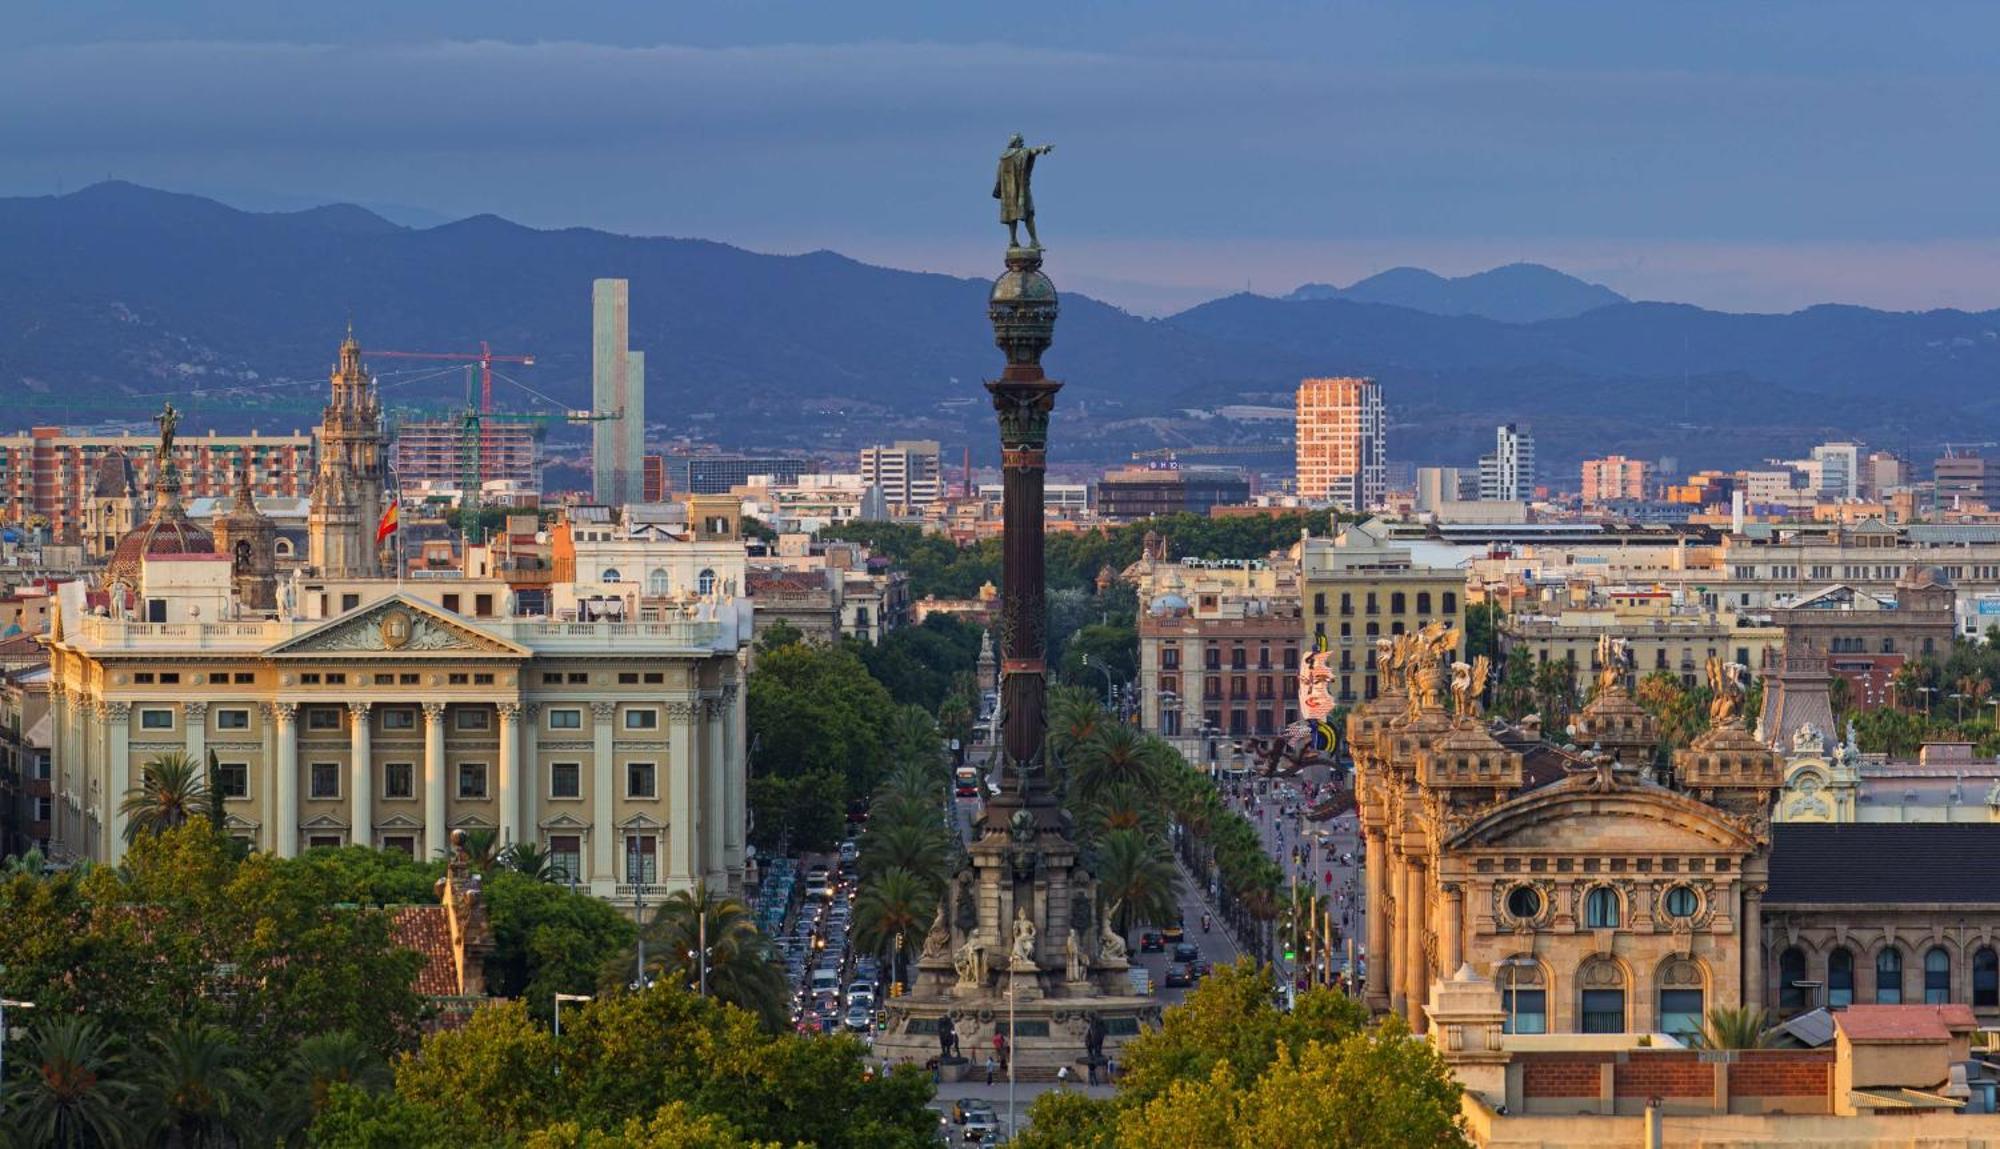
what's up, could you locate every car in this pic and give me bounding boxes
[847,983,876,1007]
[962,1107,1001,1142]
[1139,930,1165,953]
[1172,942,1200,964]
[1161,921,1186,945]
[838,839,859,863]
[952,1099,997,1126]
[844,1004,873,1031]
[1163,962,1192,988]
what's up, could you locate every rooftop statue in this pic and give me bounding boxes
[994,133,1055,249]
[154,402,181,456]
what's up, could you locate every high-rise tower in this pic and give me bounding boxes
[307,327,385,578]
[1478,423,1535,501]
[1295,376,1385,509]
[591,279,646,505]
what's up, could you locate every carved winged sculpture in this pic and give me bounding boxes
[1596,634,1629,694]
[1375,636,1404,694]
[1450,655,1491,721]
[1706,657,1746,725]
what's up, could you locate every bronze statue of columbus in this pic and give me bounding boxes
[994,133,1054,249]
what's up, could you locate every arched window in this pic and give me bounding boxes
[1662,885,1699,918]
[1585,887,1620,929]
[601,568,622,584]
[1925,946,1951,1005]
[647,568,669,596]
[1443,591,1459,614]
[1578,958,1626,1034]
[1778,947,1808,1012]
[1974,947,1999,1009]
[1828,947,1855,1008]
[698,568,717,595]
[1416,591,1432,615]
[1657,958,1705,1042]
[1875,947,1904,1004]
[1500,958,1546,1034]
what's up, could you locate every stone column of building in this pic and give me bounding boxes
[496,703,521,847]
[667,699,699,887]
[422,702,447,857]
[1441,881,1464,975]
[258,697,276,851]
[1404,859,1428,1031]
[183,701,207,775]
[722,682,746,886]
[47,684,67,854]
[272,702,299,855]
[702,696,727,886]
[1388,843,1409,1019]
[1365,828,1390,1008]
[1742,882,1766,1018]
[520,704,541,849]
[590,702,616,881]
[348,702,372,849]
[104,701,131,861]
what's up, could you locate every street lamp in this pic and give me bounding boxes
[1081,653,1115,709]
[553,992,592,1038]
[1919,685,1937,720]
[1951,692,1967,723]
[633,883,650,990]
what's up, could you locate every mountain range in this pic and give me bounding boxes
[1,182,1995,470]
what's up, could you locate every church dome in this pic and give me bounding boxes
[103,506,214,591]
[1149,592,1191,616]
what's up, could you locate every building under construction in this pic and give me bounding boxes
[392,419,538,497]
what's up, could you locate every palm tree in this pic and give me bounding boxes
[887,705,945,771]
[857,821,951,887]
[131,1021,254,1148]
[1091,828,1181,939]
[1070,725,1167,801]
[618,884,790,1030]
[119,752,213,843]
[263,1031,390,1145]
[876,760,943,808]
[499,841,562,883]
[1692,1005,1772,1050]
[1076,781,1162,848]
[852,866,937,991]
[5,1016,134,1149]
[1048,689,1105,761]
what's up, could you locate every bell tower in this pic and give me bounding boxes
[307,325,386,578]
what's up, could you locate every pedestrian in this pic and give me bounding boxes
[993,1032,1009,1074]
[1057,1064,1071,1087]
[1087,1060,1099,1085]
[1106,1056,1117,1082]
[985,1054,996,1085]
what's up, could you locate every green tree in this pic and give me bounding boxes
[1070,725,1169,800]
[265,1031,393,1145]
[3,1016,136,1149]
[482,870,637,1022]
[1692,1005,1772,1050]
[501,841,564,883]
[131,1021,255,1148]
[1493,655,1534,722]
[754,618,805,654]
[851,866,937,989]
[746,640,899,805]
[119,751,214,843]
[1115,961,1366,1106]
[613,885,789,1032]
[1091,828,1182,939]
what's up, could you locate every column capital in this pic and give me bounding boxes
[523,701,541,721]
[182,700,209,719]
[497,702,522,723]
[265,701,298,723]
[100,700,131,721]
[701,696,726,720]
[665,699,699,723]
[720,682,739,704]
[590,701,618,721]
[1743,881,1767,902]
[422,701,448,721]
[347,700,372,719]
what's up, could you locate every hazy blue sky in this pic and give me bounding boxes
[9,2,2000,314]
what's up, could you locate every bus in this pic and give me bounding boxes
[953,765,982,798]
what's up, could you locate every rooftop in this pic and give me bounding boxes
[1767,823,2000,904]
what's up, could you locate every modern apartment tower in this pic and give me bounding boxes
[859,440,944,509]
[591,279,646,506]
[1478,423,1536,501]
[1295,376,1385,510]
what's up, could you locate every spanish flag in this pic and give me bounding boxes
[375,501,399,543]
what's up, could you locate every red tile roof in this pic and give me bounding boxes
[1835,1004,1978,1042]
[391,905,460,996]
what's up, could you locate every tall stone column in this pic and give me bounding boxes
[348,702,372,849]
[1388,849,1409,1018]
[182,701,207,774]
[1365,829,1389,1008]
[1742,881,1766,1017]
[1441,881,1464,975]
[422,702,447,858]
[104,702,131,863]
[703,696,727,886]
[497,702,521,847]
[667,699,699,888]
[271,702,299,856]
[591,701,616,882]
[722,682,746,885]
[521,703,541,848]
[1404,860,1428,1031]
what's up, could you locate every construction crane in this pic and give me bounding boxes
[451,403,621,549]
[1130,444,1293,462]
[369,343,535,414]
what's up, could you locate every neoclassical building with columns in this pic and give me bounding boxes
[45,578,752,897]
[1353,636,1782,1042]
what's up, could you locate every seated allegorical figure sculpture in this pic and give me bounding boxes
[1010,905,1038,967]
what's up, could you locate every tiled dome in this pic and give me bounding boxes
[101,486,215,590]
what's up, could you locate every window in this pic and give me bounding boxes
[1500,962,1546,1034]
[543,672,564,685]
[1659,989,1704,1041]
[1585,887,1620,929]
[1876,948,1904,1004]
[619,672,640,685]
[1390,591,1406,614]
[400,673,420,685]
[1580,989,1625,1034]
[549,835,582,884]
[551,763,581,799]
[625,709,658,731]
[382,708,415,731]
[1925,947,1951,1005]
[458,763,489,799]
[625,834,657,884]
[442,594,461,613]
[373,673,394,686]
[474,593,493,617]
[628,762,657,799]
[455,709,490,731]
[383,836,416,858]
[643,672,664,684]
[448,673,469,685]
[134,672,155,684]
[306,707,341,730]
[648,569,670,596]
[233,672,255,684]
[309,762,340,799]
[140,708,174,730]
[1779,946,1808,1011]
[325,673,347,685]
[340,593,360,612]
[1505,885,1542,921]
[1661,885,1698,918]
[1443,591,1458,614]
[216,762,249,799]
[473,673,494,685]
[384,763,414,799]
[1974,947,1999,1009]
[568,672,589,684]
[146,599,167,623]
[1829,947,1855,1008]
[549,708,582,730]
[1416,592,1432,614]
[601,568,622,583]
[307,835,342,850]
[698,568,717,595]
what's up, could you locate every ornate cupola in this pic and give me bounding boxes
[212,459,278,612]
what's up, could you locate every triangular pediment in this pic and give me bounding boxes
[265,594,529,659]
[619,812,665,830]
[301,812,350,830]
[539,812,590,830]
[378,812,424,830]
[1446,778,1754,853]
[222,813,261,830]
[448,812,496,830]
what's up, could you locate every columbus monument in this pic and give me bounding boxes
[875,136,1160,1077]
